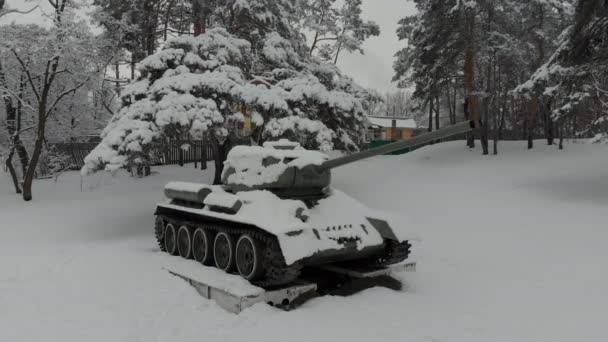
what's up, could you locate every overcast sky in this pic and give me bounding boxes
[338,0,416,92]
[2,0,417,93]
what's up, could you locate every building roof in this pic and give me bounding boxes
[365,116,417,129]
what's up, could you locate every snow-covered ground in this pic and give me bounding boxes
[1,141,608,342]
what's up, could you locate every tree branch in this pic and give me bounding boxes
[10,49,41,102]
[45,79,89,118]
[14,125,36,136]
[101,98,115,116]
[0,85,36,113]
[45,56,60,89]
[0,5,39,18]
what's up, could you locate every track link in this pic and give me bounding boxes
[156,215,301,288]
[154,216,166,252]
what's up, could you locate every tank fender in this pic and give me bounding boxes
[365,217,399,241]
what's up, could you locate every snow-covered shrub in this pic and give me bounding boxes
[83,26,368,175]
[83,29,252,174]
[37,145,72,180]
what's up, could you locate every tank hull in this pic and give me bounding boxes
[156,188,415,266]
[155,204,388,266]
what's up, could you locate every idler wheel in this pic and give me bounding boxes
[164,223,178,255]
[214,232,235,272]
[235,234,264,281]
[177,226,193,259]
[192,227,213,265]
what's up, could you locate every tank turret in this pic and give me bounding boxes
[221,121,475,199]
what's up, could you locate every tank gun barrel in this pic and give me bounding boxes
[320,121,475,171]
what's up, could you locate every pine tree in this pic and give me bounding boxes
[304,0,380,64]
[395,0,575,153]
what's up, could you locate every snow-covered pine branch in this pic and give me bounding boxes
[83,26,368,176]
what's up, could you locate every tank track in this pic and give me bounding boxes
[154,216,166,252]
[373,240,412,266]
[157,215,301,288]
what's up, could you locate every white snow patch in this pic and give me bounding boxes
[3,142,608,342]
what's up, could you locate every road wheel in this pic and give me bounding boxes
[192,227,213,265]
[235,234,264,281]
[177,226,193,259]
[214,232,235,272]
[164,223,178,255]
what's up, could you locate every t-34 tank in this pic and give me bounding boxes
[155,121,475,287]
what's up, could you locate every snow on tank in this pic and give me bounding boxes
[159,182,414,265]
[221,139,330,195]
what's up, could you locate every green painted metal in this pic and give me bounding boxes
[222,121,475,198]
[368,140,411,155]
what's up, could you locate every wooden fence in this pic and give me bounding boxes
[46,137,251,173]
[47,140,215,172]
[151,140,213,166]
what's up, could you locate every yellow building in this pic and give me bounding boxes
[364,116,418,142]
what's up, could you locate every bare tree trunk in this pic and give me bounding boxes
[527,97,537,149]
[0,63,30,174]
[480,7,493,155]
[446,87,454,125]
[200,139,207,170]
[115,61,121,96]
[464,50,477,147]
[464,98,475,148]
[529,4,546,150]
[493,63,502,155]
[131,54,136,80]
[5,147,22,193]
[209,134,233,185]
[481,99,489,155]
[427,100,433,132]
[163,0,176,41]
[143,0,158,56]
[435,96,440,130]
[545,103,554,145]
[492,98,499,155]
[493,116,498,155]
[333,28,347,64]
[559,120,564,150]
[464,6,480,151]
[22,100,48,201]
[192,0,207,36]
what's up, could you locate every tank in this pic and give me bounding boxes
[155,121,475,287]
